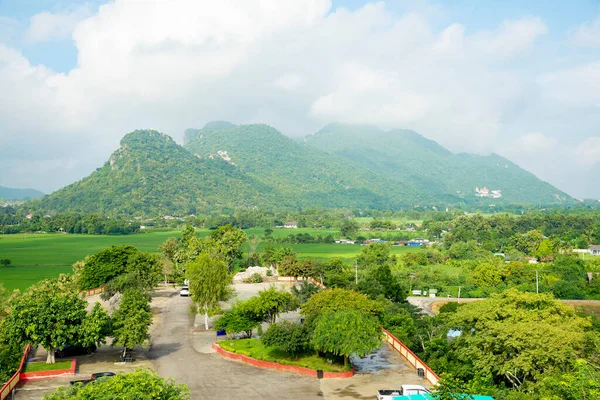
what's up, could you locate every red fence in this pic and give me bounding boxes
[0,344,32,400]
[213,343,354,378]
[381,328,439,386]
[83,286,105,297]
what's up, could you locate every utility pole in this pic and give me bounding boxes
[457,286,461,303]
[536,270,539,294]
[355,262,358,285]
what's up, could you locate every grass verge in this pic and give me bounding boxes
[218,338,350,372]
[23,360,72,372]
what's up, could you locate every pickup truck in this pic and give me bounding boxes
[377,385,494,400]
[377,385,431,400]
[70,372,115,386]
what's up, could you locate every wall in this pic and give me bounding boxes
[0,344,31,400]
[382,328,439,386]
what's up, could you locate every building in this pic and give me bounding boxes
[590,245,600,256]
[283,221,298,228]
[475,187,503,198]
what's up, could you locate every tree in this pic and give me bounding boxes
[242,287,298,324]
[301,288,384,320]
[78,245,139,290]
[112,289,152,357]
[339,220,359,238]
[186,254,233,330]
[431,374,474,400]
[204,224,247,270]
[311,310,381,366]
[540,359,600,400]
[213,304,260,338]
[0,259,10,268]
[1,276,88,363]
[468,262,503,288]
[43,368,189,399]
[261,321,311,358]
[102,252,163,299]
[78,302,112,348]
[291,281,321,304]
[449,289,592,389]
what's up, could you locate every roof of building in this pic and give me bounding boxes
[590,245,600,251]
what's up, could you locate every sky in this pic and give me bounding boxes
[0,0,599,199]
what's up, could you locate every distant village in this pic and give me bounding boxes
[474,186,502,198]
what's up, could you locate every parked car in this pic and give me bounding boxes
[377,385,430,400]
[55,343,97,358]
[70,371,115,386]
[180,286,190,297]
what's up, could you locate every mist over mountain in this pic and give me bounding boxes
[0,186,44,201]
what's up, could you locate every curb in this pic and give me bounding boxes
[20,359,77,381]
[212,342,354,379]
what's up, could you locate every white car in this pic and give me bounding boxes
[180,286,190,297]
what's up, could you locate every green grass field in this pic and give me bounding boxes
[0,228,422,292]
[23,360,72,372]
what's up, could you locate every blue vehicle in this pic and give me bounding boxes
[377,385,493,400]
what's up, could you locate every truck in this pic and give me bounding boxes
[377,385,431,400]
[377,385,494,400]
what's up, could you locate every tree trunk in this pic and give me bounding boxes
[46,347,56,364]
[344,355,348,367]
[204,305,209,330]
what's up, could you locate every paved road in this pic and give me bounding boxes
[151,290,324,400]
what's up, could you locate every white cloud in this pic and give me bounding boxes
[516,133,558,153]
[0,0,594,198]
[24,5,93,43]
[575,137,600,165]
[570,13,600,47]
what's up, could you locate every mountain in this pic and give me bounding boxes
[304,124,572,205]
[0,186,44,200]
[34,130,281,215]
[184,123,423,209]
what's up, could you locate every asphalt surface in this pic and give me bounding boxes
[151,291,324,400]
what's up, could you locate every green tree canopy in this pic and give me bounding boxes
[241,287,298,324]
[300,288,385,320]
[1,276,90,363]
[261,321,310,357]
[112,289,152,356]
[186,254,233,329]
[449,289,593,389]
[78,245,139,290]
[311,310,381,366]
[43,368,189,400]
[204,224,247,270]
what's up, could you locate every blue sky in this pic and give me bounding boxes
[0,0,599,199]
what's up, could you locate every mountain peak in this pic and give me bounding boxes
[202,120,237,132]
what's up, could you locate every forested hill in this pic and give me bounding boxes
[304,123,572,205]
[0,186,44,200]
[184,123,423,208]
[32,130,281,215]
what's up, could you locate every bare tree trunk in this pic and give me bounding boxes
[46,347,55,364]
[204,305,209,330]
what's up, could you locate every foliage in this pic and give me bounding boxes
[449,289,593,389]
[242,287,299,324]
[0,275,89,363]
[213,304,260,338]
[0,343,22,383]
[111,289,152,352]
[102,251,162,298]
[311,310,381,365]
[301,288,385,320]
[261,321,311,357]
[43,368,189,399]
[78,245,139,290]
[431,374,474,400]
[539,359,600,400]
[291,282,321,304]
[78,302,112,348]
[244,273,263,283]
[204,224,247,270]
[0,258,10,268]
[186,254,233,329]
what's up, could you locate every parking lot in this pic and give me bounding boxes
[14,283,428,399]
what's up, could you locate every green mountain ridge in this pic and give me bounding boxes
[34,130,281,215]
[0,186,44,200]
[30,122,572,216]
[305,123,571,204]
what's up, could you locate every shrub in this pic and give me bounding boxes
[214,305,260,338]
[244,273,263,283]
[261,321,311,357]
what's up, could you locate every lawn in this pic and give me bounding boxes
[218,338,350,372]
[0,228,424,291]
[23,360,72,372]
